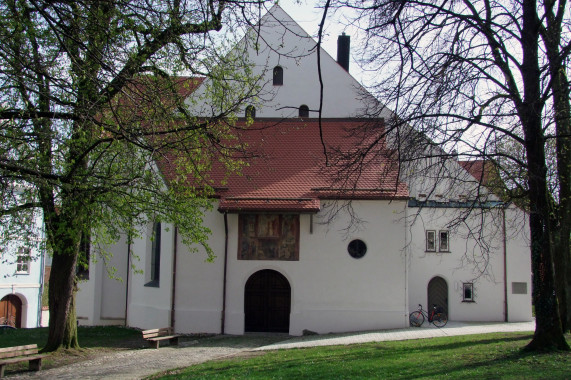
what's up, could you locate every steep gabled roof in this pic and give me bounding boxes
[458,160,495,187]
[159,118,408,213]
[119,76,204,111]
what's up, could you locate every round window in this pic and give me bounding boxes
[348,239,367,259]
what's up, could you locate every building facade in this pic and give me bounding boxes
[76,5,532,334]
[1,186,47,328]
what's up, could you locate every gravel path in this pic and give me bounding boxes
[6,321,535,379]
[7,336,281,380]
[8,344,244,380]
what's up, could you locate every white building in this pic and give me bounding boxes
[0,186,47,328]
[76,5,532,334]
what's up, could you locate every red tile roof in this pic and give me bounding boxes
[458,160,494,186]
[160,119,408,212]
[120,76,204,111]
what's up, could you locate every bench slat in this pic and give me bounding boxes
[0,345,46,378]
[0,354,46,365]
[0,345,37,354]
[146,335,178,341]
[142,327,180,349]
[0,346,39,360]
[142,328,173,339]
[0,349,39,360]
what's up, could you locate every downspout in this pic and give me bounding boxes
[221,213,229,334]
[404,201,409,325]
[37,237,46,327]
[125,233,131,326]
[170,227,178,329]
[502,206,508,322]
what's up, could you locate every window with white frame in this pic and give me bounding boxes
[426,230,436,251]
[439,230,450,252]
[16,247,31,274]
[463,283,474,302]
[426,230,450,252]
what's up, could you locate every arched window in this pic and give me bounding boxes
[245,105,256,120]
[145,221,161,287]
[273,66,283,86]
[299,105,309,118]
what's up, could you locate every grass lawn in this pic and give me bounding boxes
[0,325,142,350]
[0,325,142,376]
[152,333,570,380]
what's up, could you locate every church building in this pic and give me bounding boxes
[76,5,532,335]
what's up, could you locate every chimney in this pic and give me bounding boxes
[337,33,350,72]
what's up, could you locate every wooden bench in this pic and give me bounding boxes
[0,344,47,378]
[142,327,181,349]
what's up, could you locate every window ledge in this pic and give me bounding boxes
[144,280,160,288]
[462,300,476,303]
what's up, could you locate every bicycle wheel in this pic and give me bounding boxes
[432,312,448,327]
[409,311,425,327]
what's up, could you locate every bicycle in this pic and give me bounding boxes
[409,304,448,328]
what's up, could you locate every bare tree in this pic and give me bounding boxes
[0,0,267,351]
[320,0,570,350]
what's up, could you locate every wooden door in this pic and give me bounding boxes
[427,276,448,315]
[244,269,290,333]
[0,295,22,328]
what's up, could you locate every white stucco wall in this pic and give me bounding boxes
[406,204,532,323]
[504,205,533,321]
[78,222,176,329]
[124,222,175,330]
[77,234,129,326]
[186,5,384,120]
[172,200,408,336]
[0,207,45,328]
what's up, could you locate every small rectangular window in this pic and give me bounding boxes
[16,247,31,274]
[426,230,436,251]
[439,230,449,252]
[512,282,528,294]
[463,283,474,302]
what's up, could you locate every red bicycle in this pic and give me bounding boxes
[409,304,448,328]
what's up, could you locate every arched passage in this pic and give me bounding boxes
[427,276,448,316]
[244,269,290,333]
[1,294,22,328]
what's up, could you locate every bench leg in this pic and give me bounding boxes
[148,340,160,349]
[29,358,42,371]
[0,364,5,378]
[169,337,179,346]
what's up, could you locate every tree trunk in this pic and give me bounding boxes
[43,214,81,352]
[551,58,571,334]
[521,0,569,351]
[542,0,571,333]
[64,287,79,349]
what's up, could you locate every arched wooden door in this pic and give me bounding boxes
[0,295,22,328]
[427,276,448,315]
[244,269,291,333]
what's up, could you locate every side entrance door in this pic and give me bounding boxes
[0,294,22,328]
[427,276,448,316]
[244,269,290,333]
